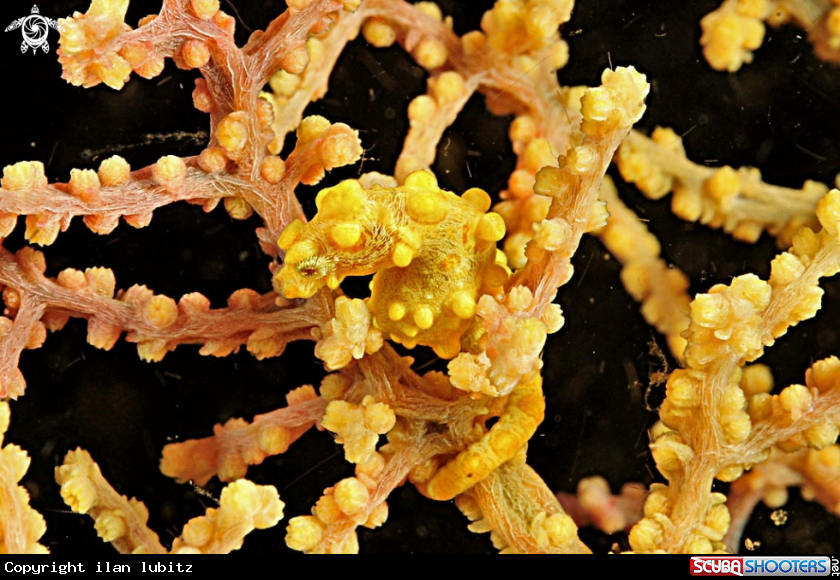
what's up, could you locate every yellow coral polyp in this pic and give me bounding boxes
[275,170,507,358]
[190,0,219,20]
[333,477,370,515]
[94,509,128,542]
[321,396,395,464]
[216,112,248,152]
[2,161,48,192]
[142,295,178,329]
[152,155,187,185]
[414,37,449,70]
[701,4,767,72]
[285,515,326,552]
[58,0,133,89]
[314,296,383,370]
[98,155,130,186]
[363,18,397,48]
[181,40,211,69]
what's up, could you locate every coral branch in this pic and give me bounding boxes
[170,480,284,554]
[631,190,840,553]
[700,0,836,71]
[161,386,326,484]
[264,7,367,143]
[596,176,690,360]
[397,72,479,182]
[724,446,840,552]
[286,423,448,554]
[0,402,47,553]
[0,158,247,241]
[557,476,646,535]
[0,293,44,399]
[617,128,829,246]
[0,246,329,365]
[458,459,590,554]
[57,448,285,554]
[56,448,167,554]
[518,66,650,313]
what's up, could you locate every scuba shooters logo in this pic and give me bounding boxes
[690,556,838,577]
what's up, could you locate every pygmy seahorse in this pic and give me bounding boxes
[274,170,509,358]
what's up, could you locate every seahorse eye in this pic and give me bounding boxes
[298,264,319,277]
[297,257,326,278]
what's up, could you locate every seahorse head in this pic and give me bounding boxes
[275,236,339,299]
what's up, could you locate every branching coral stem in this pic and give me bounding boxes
[0,246,329,398]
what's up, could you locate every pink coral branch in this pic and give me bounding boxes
[364,0,575,155]
[161,386,327,485]
[0,295,43,399]
[349,346,481,421]
[723,451,803,552]
[724,446,840,552]
[0,245,331,377]
[0,403,46,553]
[263,9,368,140]
[738,390,840,465]
[244,0,344,80]
[0,162,237,233]
[556,476,646,534]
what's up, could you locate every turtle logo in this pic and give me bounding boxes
[5,5,61,54]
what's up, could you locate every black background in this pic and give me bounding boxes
[0,0,839,554]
